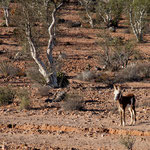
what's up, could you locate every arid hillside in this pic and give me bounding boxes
[0,0,150,150]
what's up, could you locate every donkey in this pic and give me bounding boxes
[113,85,136,126]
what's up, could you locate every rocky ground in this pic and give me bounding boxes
[0,1,150,150]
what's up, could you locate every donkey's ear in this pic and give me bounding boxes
[122,89,125,92]
[118,85,121,90]
[114,85,117,90]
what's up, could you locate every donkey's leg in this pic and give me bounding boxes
[122,109,126,126]
[132,107,136,125]
[120,110,123,126]
[129,107,133,125]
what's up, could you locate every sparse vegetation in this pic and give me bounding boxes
[95,62,150,86]
[0,86,15,106]
[120,135,135,150]
[1,0,150,149]
[62,94,84,111]
[98,32,138,71]
[117,63,150,82]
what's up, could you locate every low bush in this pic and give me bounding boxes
[98,32,138,71]
[120,136,135,150]
[0,87,15,106]
[95,63,150,86]
[62,94,84,111]
[117,63,150,82]
[95,71,116,87]
[17,89,30,110]
[37,86,51,97]
[57,72,69,88]
[76,70,96,81]
[0,61,23,77]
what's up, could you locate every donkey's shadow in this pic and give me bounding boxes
[136,121,150,126]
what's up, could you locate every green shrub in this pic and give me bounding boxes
[0,87,15,106]
[62,94,84,111]
[57,72,69,88]
[17,89,30,110]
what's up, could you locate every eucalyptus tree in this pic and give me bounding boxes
[96,0,124,28]
[14,0,64,87]
[0,0,11,26]
[126,0,150,42]
[79,0,95,28]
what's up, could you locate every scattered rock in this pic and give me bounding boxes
[45,98,53,103]
[0,50,6,54]
[58,52,67,60]
[86,55,92,59]
[65,42,72,45]
[95,66,102,71]
[53,91,66,102]
[68,21,82,28]
[14,52,22,60]
[58,18,66,24]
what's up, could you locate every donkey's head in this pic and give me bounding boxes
[114,85,122,101]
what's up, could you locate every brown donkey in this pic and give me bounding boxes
[113,85,136,126]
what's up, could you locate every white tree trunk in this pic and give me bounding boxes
[4,7,9,27]
[129,7,146,42]
[47,3,63,87]
[26,25,51,84]
[85,5,94,28]
[81,0,94,28]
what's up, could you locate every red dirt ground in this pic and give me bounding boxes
[0,1,150,150]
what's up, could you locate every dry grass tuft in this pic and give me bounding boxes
[76,70,96,81]
[119,135,135,150]
[62,94,84,111]
[17,89,30,110]
[0,61,23,77]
